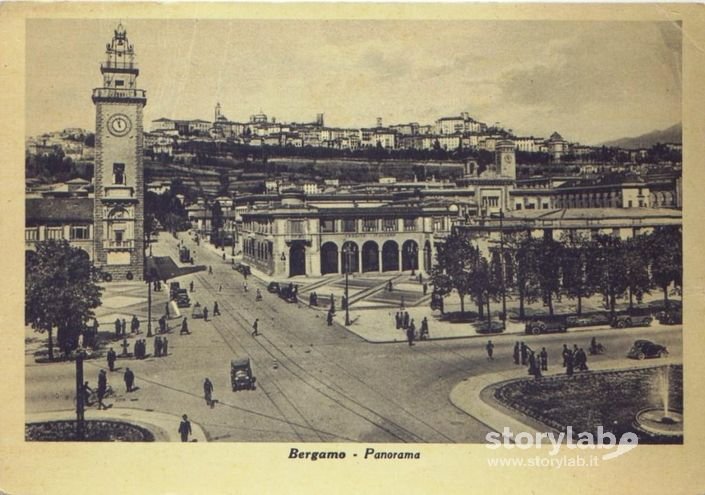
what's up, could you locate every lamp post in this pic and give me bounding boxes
[75,349,86,440]
[342,245,352,326]
[499,208,507,330]
[409,243,418,276]
[280,251,287,277]
[146,240,154,337]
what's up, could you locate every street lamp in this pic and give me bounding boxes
[342,245,353,326]
[75,348,86,440]
[145,231,154,337]
[408,243,419,276]
[499,209,507,330]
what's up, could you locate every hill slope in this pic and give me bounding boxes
[601,123,681,149]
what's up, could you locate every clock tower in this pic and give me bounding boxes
[496,140,516,181]
[92,23,147,281]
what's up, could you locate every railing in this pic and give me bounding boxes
[92,88,146,100]
[103,239,135,250]
[101,61,138,71]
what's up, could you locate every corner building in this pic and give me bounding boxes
[92,24,146,281]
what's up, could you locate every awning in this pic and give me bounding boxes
[145,256,206,281]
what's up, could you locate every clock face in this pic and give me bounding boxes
[503,154,514,164]
[107,114,132,137]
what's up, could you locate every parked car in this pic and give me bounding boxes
[566,312,611,328]
[627,340,669,360]
[610,310,653,329]
[267,282,281,294]
[525,315,567,335]
[657,307,682,325]
[233,263,251,276]
[475,320,504,334]
[231,357,256,391]
[278,286,298,303]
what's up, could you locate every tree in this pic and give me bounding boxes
[559,232,595,315]
[534,235,563,315]
[648,226,682,308]
[623,235,652,309]
[210,200,224,246]
[430,229,478,315]
[25,241,103,360]
[590,235,628,314]
[505,232,540,319]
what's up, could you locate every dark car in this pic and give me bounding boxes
[657,308,682,325]
[233,263,251,276]
[525,315,567,335]
[278,285,298,303]
[611,309,653,329]
[566,312,611,328]
[267,282,281,294]
[627,340,669,360]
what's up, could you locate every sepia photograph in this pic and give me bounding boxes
[23,18,684,445]
[3,3,704,494]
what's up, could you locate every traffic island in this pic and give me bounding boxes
[491,364,682,444]
[26,419,154,442]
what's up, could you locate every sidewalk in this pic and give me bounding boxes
[26,407,208,442]
[449,358,680,436]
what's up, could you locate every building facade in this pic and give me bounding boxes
[92,24,146,281]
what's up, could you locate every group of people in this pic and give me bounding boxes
[562,344,589,376]
[308,291,320,306]
[113,315,141,338]
[395,310,412,330]
[512,342,549,380]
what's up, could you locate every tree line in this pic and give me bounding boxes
[430,226,682,323]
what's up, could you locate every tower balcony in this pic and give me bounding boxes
[92,88,147,105]
[101,61,139,75]
[103,239,135,250]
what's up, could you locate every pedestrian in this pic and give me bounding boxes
[181,317,190,335]
[312,292,318,306]
[439,297,444,314]
[256,289,262,302]
[162,337,168,356]
[387,280,393,292]
[327,310,333,326]
[154,336,162,358]
[540,347,548,371]
[409,319,416,339]
[243,280,248,292]
[222,252,226,261]
[566,350,574,376]
[309,293,314,306]
[577,348,589,371]
[213,301,220,316]
[81,381,93,407]
[114,317,121,338]
[251,318,259,337]
[134,340,141,359]
[423,283,428,296]
[203,378,214,407]
[419,273,423,284]
[165,301,171,319]
[159,315,167,334]
[203,307,209,322]
[330,294,335,313]
[107,347,117,371]
[513,342,520,365]
[124,367,135,393]
[520,342,528,365]
[562,344,570,367]
[131,315,140,334]
[121,318,127,337]
[406,325,415,347]
[403,311,410,330]
[420,317,429,340]
[486,340,495,360]
[395,312,401,330]
[179,414,192,442]
[532,353,542,380]
[96,370,108,410]
[219,284,222,292]
[209,265,213,275]
[190,281,194,293]
[528,351,536,376]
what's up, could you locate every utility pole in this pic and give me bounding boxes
[75,350,85,440]
[146,234,153,337]
[344,246,351,326]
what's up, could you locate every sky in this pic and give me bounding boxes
[26,19,682,145]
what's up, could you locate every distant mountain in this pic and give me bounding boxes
[601,123,681,150]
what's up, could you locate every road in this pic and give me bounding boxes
[25,233,683,443]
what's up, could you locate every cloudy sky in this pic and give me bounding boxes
[26,19,681,145]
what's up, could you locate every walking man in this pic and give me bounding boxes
[513,342,520,365]
[243,280,248,292]
[209,265,213,275]
[124,367,135,393]
[96,370,108,410]
[203,378,214,407]
[114,317,121,338]
[121,318,127,337]
[566,349,575,376]
[181,317,190,335]
[406,325,415,347]
[154,336,162,358]
[213,301,220,316]
[107,347,117,372]
[179,414,192,442]
[403,311,410,330]
[251,318,259,337]
[203,306,209,322]
[540,347,548,371]
[327,310,333,326]
[395,312,401,330]
[486,340,495,361]
[131,315,140,334]
[189,281,194,293]
[423,283,428,296]
[562,344,570,367]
